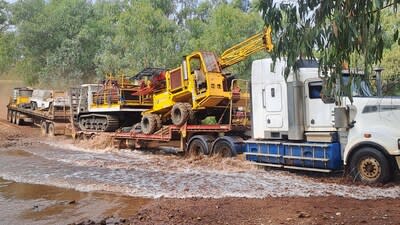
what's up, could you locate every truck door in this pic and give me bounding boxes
[265,83,284,129]
[304,80,335,132]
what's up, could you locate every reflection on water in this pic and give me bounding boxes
[0,177,149,225]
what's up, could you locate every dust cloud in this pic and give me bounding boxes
[0,80,23,119]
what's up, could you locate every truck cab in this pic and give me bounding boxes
[246,58,400,183]
[30,89,53,110]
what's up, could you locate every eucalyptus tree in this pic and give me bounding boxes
[0,0,8,32]
[259,0,399,101]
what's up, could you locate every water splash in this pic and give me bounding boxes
[0,142,399,200]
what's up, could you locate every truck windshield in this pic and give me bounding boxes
[342,75,373,97]
[201,52,221,73]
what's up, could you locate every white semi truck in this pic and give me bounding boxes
[245,58,400,184]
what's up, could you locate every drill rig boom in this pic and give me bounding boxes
[218,27,273,69]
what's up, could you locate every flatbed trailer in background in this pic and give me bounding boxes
[6,88,71,136]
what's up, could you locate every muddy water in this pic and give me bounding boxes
[1,138,400,202]
[0,177,149,225]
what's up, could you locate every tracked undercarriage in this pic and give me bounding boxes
[78,114,120,132]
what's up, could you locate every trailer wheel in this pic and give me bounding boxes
[171,103,190,126]
[11,111,16,124]
[48,123,55,137]
[41,121,48,136]
[141,114,157,134]
[15,112,22,125]
[211,137,243,157]
[7,109,11,122]
[349,147,392,184]
[187,135,214,156]
[212,140,235,157]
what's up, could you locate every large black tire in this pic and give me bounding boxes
[155,114,162,130]
[187,135,214,156]
[48,123,55,137]
[349,147,393,184]
[171,103,190,126]
[141,114,157,134]
[211,138,238,157]
[183,103,196,124]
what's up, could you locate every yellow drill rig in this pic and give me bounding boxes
[140,27,273,134]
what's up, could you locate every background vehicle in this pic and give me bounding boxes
[70,73,154,132]
[30,89,53,110]
[7,88,70,136]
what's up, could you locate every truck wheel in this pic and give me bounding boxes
[211,137,243,157]
[48,123,55,137]
[41,121,48,136]
[155,114,162,130]
[187,135,214,156]
[212,140,235,157]
[141,114,157,134]
[349,147,392,184]
[171,103,190,126]
[15,112,22,125]
[183,103,197,124]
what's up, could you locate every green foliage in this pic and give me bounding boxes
[258,0,399,101]
[1,0,267,87]
[382,44,400,78]
[188,3,265,78]
[380,9,400,80]
[0,33,15,73]
[0,0,8,32]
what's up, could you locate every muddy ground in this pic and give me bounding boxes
[1,80,400,225]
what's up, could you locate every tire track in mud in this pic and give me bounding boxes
[0,141,400,200]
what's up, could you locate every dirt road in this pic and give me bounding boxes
[0,119,399,225]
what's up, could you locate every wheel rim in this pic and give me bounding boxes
[173,108,181,121]
[358,156,381,181]
[12,112,16,124]
[189,140,204,155]
[48,125,54,136]
[41,123,47,135]
[212,141,232,157]
[142,118,149,128]
[219,145,231,157]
